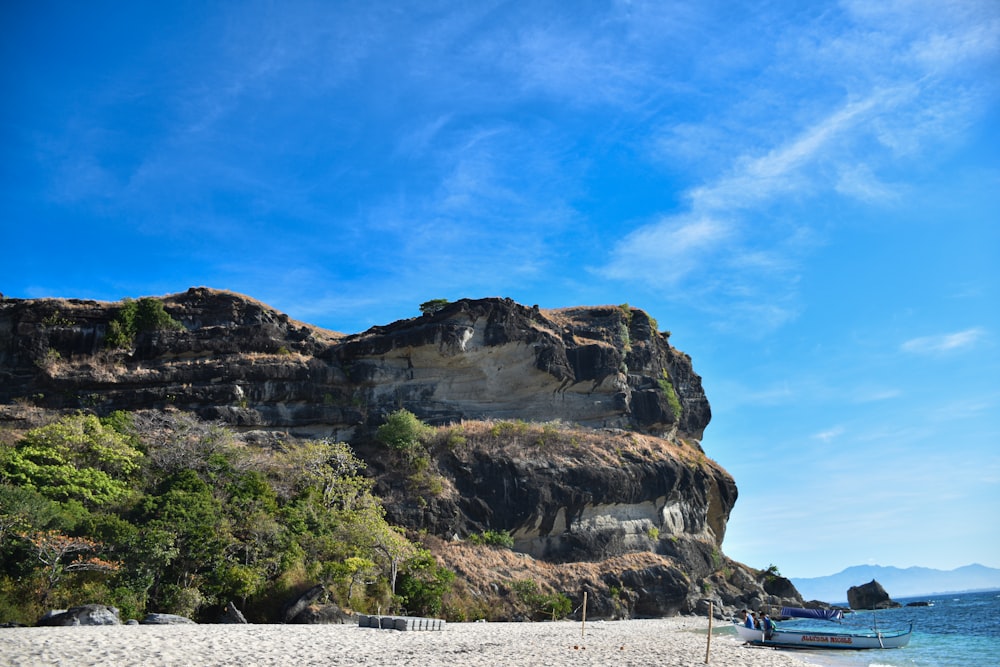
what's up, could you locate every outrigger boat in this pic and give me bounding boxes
[735,607,912,650]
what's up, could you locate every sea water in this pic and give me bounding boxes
[725,590,1000,667]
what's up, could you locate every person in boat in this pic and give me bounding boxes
[743,610,755,629]
[762,614,776,639]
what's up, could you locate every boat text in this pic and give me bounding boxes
[801,635,853,644]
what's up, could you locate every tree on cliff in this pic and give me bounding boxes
[105,297,184,349]
[419,298,449,315]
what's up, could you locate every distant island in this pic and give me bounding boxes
[791,564,1000,603]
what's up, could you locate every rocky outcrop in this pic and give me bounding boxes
[0,290,708,441]
[219,601,248,624]
[279,584,354,624]
[0,289,797,619]
[140,613,197,624]
[376,425,736,561]
[37,605,120,626]
[847,580,901,609]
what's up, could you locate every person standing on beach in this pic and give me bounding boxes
[762,614,775,639]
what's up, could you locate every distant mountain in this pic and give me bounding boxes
[791,564,1000,603]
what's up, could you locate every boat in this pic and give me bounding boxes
[734,607,912,650]
[734,622,912,649]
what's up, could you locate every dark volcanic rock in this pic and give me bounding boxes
[37,605,120,626]
[290,604,354,624]
[847,579,901,610]
[140,613,197,624]
[608,565,691,617]
[219,601,248,624]
[763,575,799,599]
[281,584,327,623]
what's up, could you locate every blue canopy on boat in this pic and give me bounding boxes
[780,607,844,621]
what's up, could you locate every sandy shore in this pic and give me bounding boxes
[0,617,824,667]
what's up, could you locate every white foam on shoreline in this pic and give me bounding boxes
[0,618,824,667]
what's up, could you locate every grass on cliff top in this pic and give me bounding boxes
[431,419,713,470]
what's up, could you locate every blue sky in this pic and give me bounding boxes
[3,1,998,579]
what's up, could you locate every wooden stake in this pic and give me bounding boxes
[705,601,713,664]
[581,591,588,638]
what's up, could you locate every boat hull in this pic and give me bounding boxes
[734,623,911,650]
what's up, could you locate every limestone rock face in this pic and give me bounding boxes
[847,579,901,609]
[0,291,709,440]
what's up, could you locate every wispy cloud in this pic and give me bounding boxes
[901,327,987,354]
[687,93,886,213]
[812,426,845,442]
[600,215,732,284]
[595,0,996,336]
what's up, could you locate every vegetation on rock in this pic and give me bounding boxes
[0,411,441,624]
[105,297,184,349]
[418,298,450,315]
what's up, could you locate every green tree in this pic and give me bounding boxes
[25,530,119,603]
[0,485,59,547]
[509,579,572,620]
[1,413,143,505]
[397,549,455,617]
[375,409,433,454]
[419,299,449,315]
[105,297,183,349]
[274,439,417,606]
[336,556,378,601]
[141,470,233,614]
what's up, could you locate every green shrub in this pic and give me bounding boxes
[445,429,467,449]
[419,299,449,315]
[658,371,683,419]
[105,298,183,349]
[375,410,433,453]
[509,579,571,620]
[397,549,455,617]
[467,530,514,548]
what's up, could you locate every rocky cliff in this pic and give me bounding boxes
[0,288,803,618]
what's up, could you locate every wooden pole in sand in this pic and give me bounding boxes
[581,591,588,638]
[704,601,713,664]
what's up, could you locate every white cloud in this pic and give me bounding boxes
[688,94,884,213]
[600,215,732,284]
[835,164,900,203]
[901,327,987,354]
[812,426,845,442]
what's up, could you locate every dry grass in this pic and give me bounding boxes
[430,419,713,471]
[423,533,687,621]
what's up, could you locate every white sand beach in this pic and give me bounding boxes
[0,617,823,667]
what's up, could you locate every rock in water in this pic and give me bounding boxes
[847,579,901,609]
